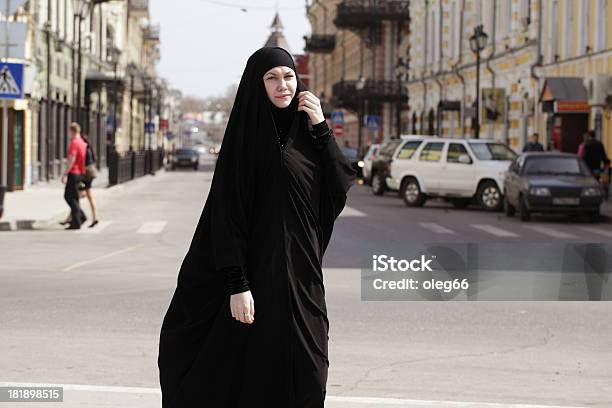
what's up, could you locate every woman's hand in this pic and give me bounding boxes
[230,290,255,324]
[297,91,325,125]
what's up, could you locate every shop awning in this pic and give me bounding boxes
[438,100,461,111]
[540,77,589,113]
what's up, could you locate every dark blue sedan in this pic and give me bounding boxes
[503,152,604,222]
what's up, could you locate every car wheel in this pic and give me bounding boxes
[450,198,471,209]
[477,181,503,211]
[400,177,426,207]
[519,194,531,222]
[371,173,386,196]
[503,195,516,217]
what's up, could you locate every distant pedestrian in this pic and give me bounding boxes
[60,123,87,230]
[582,130,610,180]
[522,132,545,152]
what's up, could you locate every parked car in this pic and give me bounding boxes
[369,136,431,195]
[170,148,199,170]
[362,144,380,185]
[503,152,604,222]
[387,138,517,210]
[340,146,364,179]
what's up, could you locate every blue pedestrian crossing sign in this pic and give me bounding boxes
[331,110,344,125]
[365,115,381,132]
[0,62,23,99]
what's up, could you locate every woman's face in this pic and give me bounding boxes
[263,66,297,108]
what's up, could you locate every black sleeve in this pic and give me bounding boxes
[222,265,250,295]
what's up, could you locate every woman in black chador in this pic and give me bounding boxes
[158,46,356,407]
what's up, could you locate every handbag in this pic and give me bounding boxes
[84,147,97,181]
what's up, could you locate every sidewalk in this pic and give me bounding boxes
[0,168,165,231]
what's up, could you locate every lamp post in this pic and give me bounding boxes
[469,24,488,139]
[73,0,91,125]
[394,57,409,138]
[355,76,366,157]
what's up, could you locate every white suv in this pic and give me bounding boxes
[386,138,517,211]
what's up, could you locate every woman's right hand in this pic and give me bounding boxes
[230,290,255,324]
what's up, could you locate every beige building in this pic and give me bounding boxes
[305,0,410,153]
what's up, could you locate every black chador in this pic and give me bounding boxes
[158,46,356,407]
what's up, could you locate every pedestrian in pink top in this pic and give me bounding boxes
[60,122,87,229]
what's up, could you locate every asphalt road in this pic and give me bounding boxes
[1,154,610,407]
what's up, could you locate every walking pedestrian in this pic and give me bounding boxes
[60,134,99,228]
[582,130,610,180]
[522,132,545,152]
[60,123,87,230]
[158,46,357,407]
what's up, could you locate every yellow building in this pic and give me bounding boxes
[407,0,612,157]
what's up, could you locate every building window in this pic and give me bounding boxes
[564,0,574,58]
[551,0,559,61]
[597,0,608,51]
[580,0,590,54]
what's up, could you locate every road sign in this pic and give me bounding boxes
[365,115,381,132]
[333,123,344,137]
[331,110,344,125]
[0,62,23,99]
[0,0,27,16]
[0,21,25,59]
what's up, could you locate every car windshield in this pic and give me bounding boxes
[523,157,587,176]
[378,140,402,158]
[469,142,517,160]
[176,149,195,155]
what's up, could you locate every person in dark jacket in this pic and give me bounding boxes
[157,46,356,407]
[522,132,545,152]
[582,130,610,180]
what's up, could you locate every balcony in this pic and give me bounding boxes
[143,24,160,43]
[334,0,410,29]
[332,78,408,112]
[303,34,336,53]
[129,0,149,17]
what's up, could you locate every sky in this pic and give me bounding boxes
[150,0,311,100]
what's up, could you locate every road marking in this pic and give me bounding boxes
[419,222,456,234]
[471,224,519,237]
[0,382,587,408]
[76,221,112,234]
[339,206,366,217]
[524,226,577,239]
[578,226,612,238]
[136,221,167,234]
[62,244,144,272]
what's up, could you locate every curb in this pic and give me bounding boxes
[0,170,167,231]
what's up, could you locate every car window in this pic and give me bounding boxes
[419,142,444,162]
[446,143,472,163]
[378,140,402,158]
[396,141,422,159]
[468,142,517,160]
[523,156,587,176]
[364,146,379,160]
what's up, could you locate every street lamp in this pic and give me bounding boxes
[469,24,488,139]
[355,76,366,156]
[73,0,91,125]
[394,57,409,138]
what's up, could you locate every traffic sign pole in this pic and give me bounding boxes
[1,0,9,187]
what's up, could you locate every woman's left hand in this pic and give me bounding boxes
[297,91,325,125]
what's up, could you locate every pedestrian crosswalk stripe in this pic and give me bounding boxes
[578,226,612,238]
[419,222,456,234]
[136,221,167,234]
[471,224,519,237]
[76,221,112,234]
[339,206,366,217]
[524,225,577,239]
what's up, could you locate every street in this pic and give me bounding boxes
[1,154,611,407]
